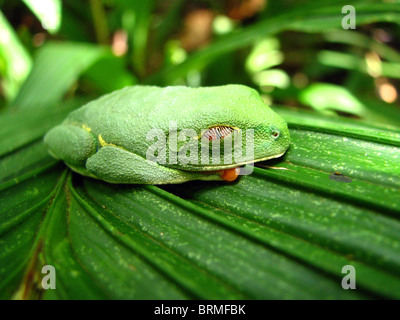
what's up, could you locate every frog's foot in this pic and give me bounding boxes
[44,124,98,167]
[85,146,224,184]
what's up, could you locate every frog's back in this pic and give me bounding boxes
[65,86,162,126]
[61,84,266,158]
[62,86,202,157]
[65,84,260,129]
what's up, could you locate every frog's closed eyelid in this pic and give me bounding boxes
[200,125,237,140]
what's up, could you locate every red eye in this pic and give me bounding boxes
[202,126,235,140]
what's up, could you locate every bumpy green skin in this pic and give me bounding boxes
[44,85,290,184]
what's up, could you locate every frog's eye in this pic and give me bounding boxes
[271,130,280,139]
[202,126,236,140]
[270,126,280,139]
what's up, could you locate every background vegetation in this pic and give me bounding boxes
[0,0,400,299]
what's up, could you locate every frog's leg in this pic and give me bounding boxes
[44,124,98,169]
[85,145,223,184]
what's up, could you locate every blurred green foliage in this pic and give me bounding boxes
[0,0,399,125]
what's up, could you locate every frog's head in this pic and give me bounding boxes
[162,85,290,177]
[250,107,291,162]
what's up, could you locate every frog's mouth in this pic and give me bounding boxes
[197,151,286,182]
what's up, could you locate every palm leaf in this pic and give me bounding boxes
[1,103,399,299]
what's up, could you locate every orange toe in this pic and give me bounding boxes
[219,167,241,182]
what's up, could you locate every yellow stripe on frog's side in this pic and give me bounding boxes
[99,134,112,147]
[82,125,92,132]
[80,126,118,149]
[81,125,119,149]
[98,134,128,152]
